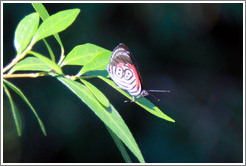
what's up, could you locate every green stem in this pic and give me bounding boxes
[3,41,34,73]
[79,75,98,79]
[57,47,65,66]
[3,73,47,79]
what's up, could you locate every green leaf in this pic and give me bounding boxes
[32,3,64,55]
[8,57,53,74]
[14,12,39,55]
[78,51,111,77]
[106,126,132,163]
[32,3,50,21]
[3,84,22,136]
[80,79,110,107]
[61,43,111,66]
[32,8,80,43]
[98,76,175,123]
[3,79,47,136]
[27,51,63,74]
[57,77,145,163]
[43,39,56,62]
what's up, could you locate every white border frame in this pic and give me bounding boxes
[1,1,245,165]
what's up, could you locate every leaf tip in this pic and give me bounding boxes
[42,127,47,136]
[170,119,176,123]
[166,117,175,123]
[43,131,47,137]
[70,8,81,16]
[75,8,81,13]
[17,131,22,137]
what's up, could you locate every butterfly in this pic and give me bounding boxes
[107,43,170,102]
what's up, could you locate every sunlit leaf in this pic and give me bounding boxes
[78,51,111,77]
[32,3,50,20]
[8,57,52,74]
[3,79,47,136]
[14,12,39,55]
[61,43,111,66]
[98,76,175,123]
[57,77,145,163]
[80,79,110,107]
[32,9,80,43]
[27,51,63,74]
[32,3,64,58]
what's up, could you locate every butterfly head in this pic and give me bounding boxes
[140,90,149,97]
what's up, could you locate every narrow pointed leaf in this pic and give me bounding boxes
[3,84,22,136]
[57,77,145,163]
[80,79,110,107]
[27,51,62,74]
[32,3,50,20]
[32,3,64,56]
[43,39,56,62]
[106,126,132,163]
[8,57,53,74]
[98,76,175,123]
[78,51,111,77]
[14,12,39,55]
[32,9,80,43]
[61,43,110,66]
[3,80,47,136]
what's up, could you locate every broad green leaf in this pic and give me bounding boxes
[80,79,110,107]
[8,57,53,74]
[3,84,22,136]
[61,43,111,66]
[3,79,47,136]
[14,12,39,55]
[106,126,132,163]
[27,51,63,74]
[32,9,80,43]
[32,3,64,57]
[78,51,111,77]
[98,76,175,123]
[57,77,145,163]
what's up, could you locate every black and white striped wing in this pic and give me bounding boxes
[107,43,142,96]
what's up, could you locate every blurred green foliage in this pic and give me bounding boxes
[3,3,243,163]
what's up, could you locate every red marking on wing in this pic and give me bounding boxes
[117,62,125,68]
[127,64,140,89]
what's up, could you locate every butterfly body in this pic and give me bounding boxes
[107,43,149,101]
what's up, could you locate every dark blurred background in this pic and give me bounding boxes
[3,3,243,163]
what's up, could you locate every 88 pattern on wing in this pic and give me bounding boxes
[107,43,142,98]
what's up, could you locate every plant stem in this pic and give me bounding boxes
[79,76,97,79]
[3,73,46,79]
[3,42,34,74]
[57,47,65,66]
[3,57,20,73]
[65,75,77,80]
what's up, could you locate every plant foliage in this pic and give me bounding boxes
[3,3,175,163]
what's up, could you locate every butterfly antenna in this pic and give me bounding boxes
[148,90,170,93]
[147,90,171,101]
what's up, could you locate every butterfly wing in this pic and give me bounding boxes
[107,43,143,96]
